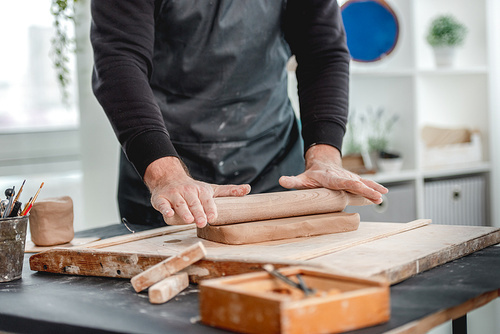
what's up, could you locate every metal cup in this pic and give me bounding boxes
[0,216,28,282]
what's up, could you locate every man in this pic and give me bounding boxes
[91,0,387,228]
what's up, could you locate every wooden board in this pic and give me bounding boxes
[196,212,360,245]
[29,221,500,285]
[98,220,430,261]
[308,223,500,284]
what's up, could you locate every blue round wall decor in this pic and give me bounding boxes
[341,0,400,62]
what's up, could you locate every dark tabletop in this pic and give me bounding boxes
[0,223,499,334]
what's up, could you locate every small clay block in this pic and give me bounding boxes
[197,212,360,245]
[29,196,74,247]
[149,272,189,304]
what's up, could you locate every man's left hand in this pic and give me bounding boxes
[279,144,388,204]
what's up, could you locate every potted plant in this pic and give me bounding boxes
[426,14,467,67]
[342,111,373,174]
[364,107,402,173]
[342,107,401,173]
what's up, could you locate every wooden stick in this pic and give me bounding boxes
[148,272,189,304]
[81,225,195,249]
[131,241,206,293]
[166,188,372,226]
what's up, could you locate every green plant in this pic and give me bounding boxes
[50,0,78,104]
[343,112,363,155]
[343,107,399,155]
[365,108,399,153]
[426,15,467,47]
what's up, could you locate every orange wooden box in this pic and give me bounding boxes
[199,266,390,334]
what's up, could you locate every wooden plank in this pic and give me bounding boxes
[165,188,372,226]
[27,221,430,281]
[101,221,428,262]
[148,273,189,304]
[309,224,500,284]
[28,248,303,281]
[29,248,169,278]
[29,222,500,285]
[196,212,360,245]
[131,242,206,292]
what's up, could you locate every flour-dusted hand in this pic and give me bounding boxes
[144,157,251,228]
[279,144,388,204]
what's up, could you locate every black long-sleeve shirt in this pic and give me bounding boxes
[91,0,350,178]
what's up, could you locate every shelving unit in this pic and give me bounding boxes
[344,0,492,225]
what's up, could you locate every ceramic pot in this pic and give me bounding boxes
[432,46,457,67]
[378,157,403,173]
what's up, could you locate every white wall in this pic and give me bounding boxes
[487,0,500,229]
[74,0,120,229]
[429,1,500,333]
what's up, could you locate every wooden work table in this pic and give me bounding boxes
[1,223,499,334]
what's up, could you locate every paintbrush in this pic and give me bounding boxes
[12,180,25,206]
[21,182,44,216]
[6,180,26,217]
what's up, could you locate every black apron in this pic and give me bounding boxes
[119,0,304,226]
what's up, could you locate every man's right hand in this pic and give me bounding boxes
[144,156,251,228]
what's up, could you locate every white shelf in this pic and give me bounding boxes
[360,161,490,184]
[362,169,418,184]
[345,0,492,222]
[351,68,415,77]
[417,66,489,76]
[422,161,491,179]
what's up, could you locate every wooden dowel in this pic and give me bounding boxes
[131,241,206,293]
[165,188,373,226]
[148,272,189,304]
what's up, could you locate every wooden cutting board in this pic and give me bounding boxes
[29,220,500,285]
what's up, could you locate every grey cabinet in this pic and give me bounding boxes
[424,175,487,226]
[345,182,417,223]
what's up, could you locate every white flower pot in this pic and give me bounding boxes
[377,157,403,173]
[432,46,457,67]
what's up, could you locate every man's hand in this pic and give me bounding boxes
[144,157,251,228]
[279,144,388,204]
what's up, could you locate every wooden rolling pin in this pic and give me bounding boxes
[165,188,372,226]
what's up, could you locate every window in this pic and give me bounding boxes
[0,0,78,133]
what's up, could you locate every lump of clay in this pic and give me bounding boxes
[29,196,74,247]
